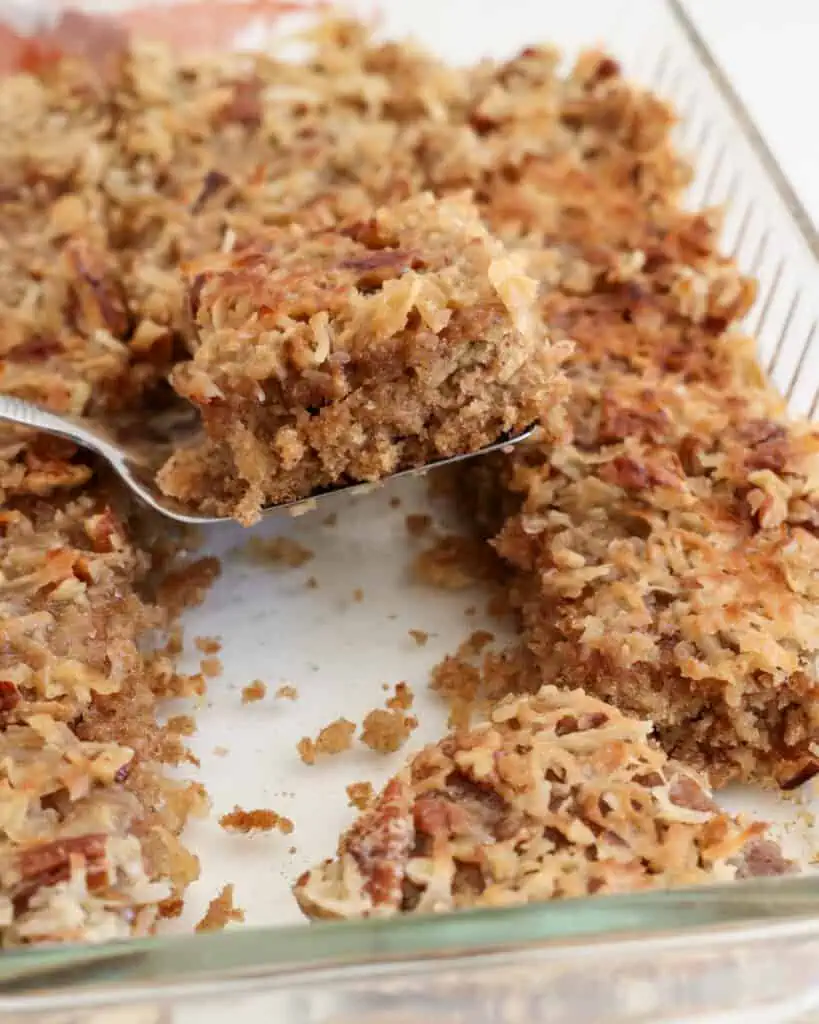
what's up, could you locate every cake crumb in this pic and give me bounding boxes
[195,884,245,933]
[200,656,223,678]
[457,630,495,658]
[298,718,356,764]
[386,681,414,711]
[430,654,482,729]
[159,557,222,617]
[213,746,229,757]
[158,897,185,920]
[346,781,375,810]
[166,715,197,737]
[405,513,432,537]
[323,513,338,527]
[163,625,184,657]
[242,536,314,568]
[195,636,222,654]
[360,708,418,754]
[413,535,494,590]
[408,629,429,647]
[242,680,267,704]
[219,806,293,834]
[276,684,299,701]
[305,576,319,590]
[486,592,512,619]
[352,587,364,602]
[389,496,402,509]
[465,606,477,618]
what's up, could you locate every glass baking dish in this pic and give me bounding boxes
[3,0,819,1020]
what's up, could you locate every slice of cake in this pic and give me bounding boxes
[158,193,569,524]
[480,370,819,789]
[294,685,786,920]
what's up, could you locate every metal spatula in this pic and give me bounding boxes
[0,394,534,526]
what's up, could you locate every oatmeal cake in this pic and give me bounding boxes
[0,6,812,947]
[452,30,819,789]
[0,489,205,945]
[294,686,789,919]
[158,193,568,524]
[485,372,819,789]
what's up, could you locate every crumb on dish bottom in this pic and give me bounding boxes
[294,685,791,920]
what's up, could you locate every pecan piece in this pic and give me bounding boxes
[190,170,231,215]
[601,454,683,491]
[343,779,413,909]
[15,834,108,903]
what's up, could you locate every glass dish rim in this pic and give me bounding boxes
[3,0,819,1001]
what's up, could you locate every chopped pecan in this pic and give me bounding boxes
[413,794,472,838]
[0,680,20,716]
[601,454,683,491]
[345,779,413,909]
[84,507,122,553]
[341,248,423,288]
[221,78,263,127]
[190,170,231,215]
[598,393,670,444]
[668,776,716,813]
[6,336,65,363]
[737,838,795,878]
[340,218,390,249]
[16,834,108,902]
[64,240,129,337]
[735,419,787,449]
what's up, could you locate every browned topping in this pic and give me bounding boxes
[360,709,418,755]
[241,680,267,704]
[0,7,808,946]
[298,719,356,764]
[219,807,293,835]
[347,782,376,811]
[295,687,784,921]
[195,884,246,932]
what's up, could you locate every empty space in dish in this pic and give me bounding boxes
[105,0,819,934]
